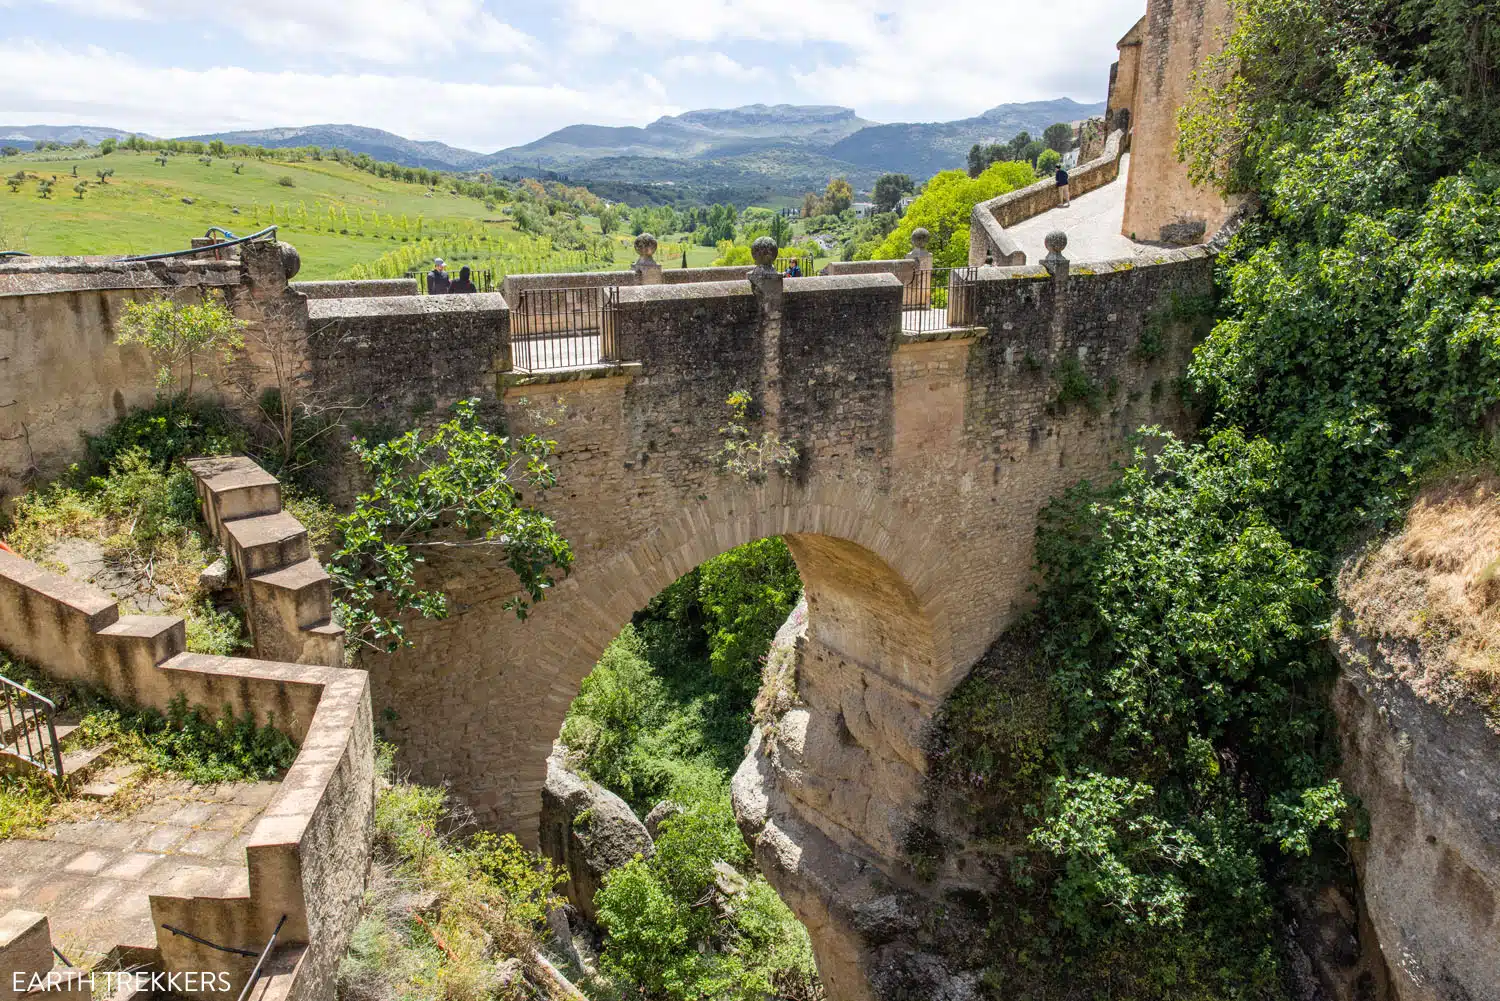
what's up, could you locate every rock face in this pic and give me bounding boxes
[733,598,983,1001]
[540,747,654,924]
[1333,622,1500,1001]
[1331,476,1500,1001]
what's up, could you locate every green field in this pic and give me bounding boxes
[1,149,814,280]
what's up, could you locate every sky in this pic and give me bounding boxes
[0,0,1144,153]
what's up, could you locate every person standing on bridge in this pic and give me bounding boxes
[426,258,450,294]
[450,265,477,293]
[1055,165,1071,206]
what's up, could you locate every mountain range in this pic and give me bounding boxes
[2,98,1104,202]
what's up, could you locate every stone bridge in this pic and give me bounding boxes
[3,236,1214,999]
[334,249,1212,997]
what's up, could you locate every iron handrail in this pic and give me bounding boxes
[160,913,287,1001]
[0,674,62,781]
[121,224,278,262]
[237,915,288,1001]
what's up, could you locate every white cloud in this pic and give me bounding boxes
[19,0,539,63]
[661,51,757,81]
[0,41,678,150]
[562,0,1139,119]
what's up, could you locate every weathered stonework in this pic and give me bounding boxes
[1119,0,1239,243]
[0,241,306,504]
[341,251,1212,998]
[0,549,374,1001]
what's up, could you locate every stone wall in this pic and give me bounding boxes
[0,242,304,504]
[306,292,508,412]
[0,549,374,1001]
[291,279,417,299]
[1120,0,1238,244]
[968,130,1124,266]
[1108,16,1146,136]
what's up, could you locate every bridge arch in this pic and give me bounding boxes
[374,477,959,860]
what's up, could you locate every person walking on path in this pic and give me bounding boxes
[1055,166,1071,207]
[450,265,477,293]
[426,258,450,294]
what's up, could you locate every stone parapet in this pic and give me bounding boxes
[500,270,638,303]
[0,549,373,1001]
[306,292,509,411]
[0,258,243,298]
[290,279,418,299]
[661,265,760,284]
[819,260,918,284]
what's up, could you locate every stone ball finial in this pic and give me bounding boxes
[277,241,301,281]
[751,235,779,269]
[633,232,659,262]
[1044,230,1068,256]
[910,227,931,251]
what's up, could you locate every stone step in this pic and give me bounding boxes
[59,741,113,782]
[183,456,282,538]
[76,761,141,800]
[97,615,187,669]
[249,559,335,630]
[223,512,310,577]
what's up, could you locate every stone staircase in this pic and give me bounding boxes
[184,457,343,669]
[0,690,115,786]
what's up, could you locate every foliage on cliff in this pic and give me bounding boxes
[921,1,1500,995]
[338,750,571,1001]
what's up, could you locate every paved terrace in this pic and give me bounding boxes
[1,777,278,969]
[1006,154,1152,263]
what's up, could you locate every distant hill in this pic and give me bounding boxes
[828,98,1107,177]
[0,124,153,150]
[486,99,1105,200]
[486,104,874,166]
[180,124,488,170]
[6,98,1106,202]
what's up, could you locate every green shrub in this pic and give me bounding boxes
[83,396,246,474]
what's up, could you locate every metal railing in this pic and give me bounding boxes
[901,266,977,334]
[509,285,619,372]
[1,675,63,781]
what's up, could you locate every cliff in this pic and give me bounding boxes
[1332,472,1500,1001]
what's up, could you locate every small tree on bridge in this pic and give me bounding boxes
[115,290,246,399]
[327,399,573,653]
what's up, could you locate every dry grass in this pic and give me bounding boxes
[1339,470,1500,712]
